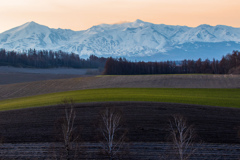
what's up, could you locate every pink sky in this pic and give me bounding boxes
[0,0,240,32]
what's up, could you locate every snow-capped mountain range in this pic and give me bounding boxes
[0,19,240,61]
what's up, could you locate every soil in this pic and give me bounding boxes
[0,66,100,85]
[0,74,240,100]
[0,102,239,144]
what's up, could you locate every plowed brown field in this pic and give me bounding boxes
[0,102,239,144]
[0,74,240,100]
[1,71,240,159]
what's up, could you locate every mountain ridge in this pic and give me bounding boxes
[0,20,240,61]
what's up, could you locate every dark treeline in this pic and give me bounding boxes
[0,49,107,68]
[1,48,240,74]
[104,51,240,75]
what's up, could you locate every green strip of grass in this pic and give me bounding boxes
[0,88,239,111]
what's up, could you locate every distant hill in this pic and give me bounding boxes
[0,20,240,61]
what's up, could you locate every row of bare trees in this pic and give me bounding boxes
[51,100,126,160]
[55,99,197,160]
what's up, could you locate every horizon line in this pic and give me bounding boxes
[1,19,239,33]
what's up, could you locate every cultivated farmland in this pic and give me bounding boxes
[0,70,240,159]
[0,66,100,85]
[0,102,240,159]
[0,88,240,111]
[0,74,240,100]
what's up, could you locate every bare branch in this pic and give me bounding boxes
[168,114,196,160]
[60,99,78,160]
[98,107,127,160]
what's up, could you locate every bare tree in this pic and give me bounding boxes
[61,99,77,160]
[168,115,196,160]
[98,107,127,160]
[50,99,81,160]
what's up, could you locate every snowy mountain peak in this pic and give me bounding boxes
[3,21,49,35]
[20,21,48,30]
[24,21,39,26]
[0,20,240,61]
[134,19,145,24]
[131,19,149,27]
[197,24,212,28]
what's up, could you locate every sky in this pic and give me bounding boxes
[0,0,240,33]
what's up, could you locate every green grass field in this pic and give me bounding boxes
[0,88,239,111]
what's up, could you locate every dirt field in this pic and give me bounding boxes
[0,74,240,100]
[0,102,239,144]
[1,71,240,159]
[0,142,239,160]
[0,66,100,85]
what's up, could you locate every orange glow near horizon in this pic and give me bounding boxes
[0,0,240,32]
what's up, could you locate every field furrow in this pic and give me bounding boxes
[0,75,240,101]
